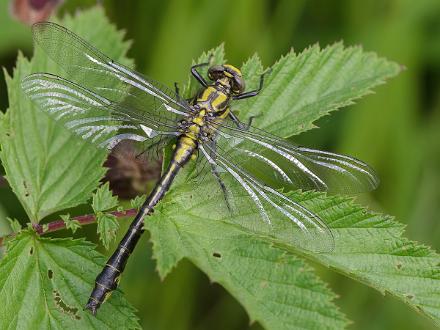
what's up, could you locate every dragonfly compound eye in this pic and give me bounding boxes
[208,65,225,80]
[232,75,245,94]
[223,64,245,94]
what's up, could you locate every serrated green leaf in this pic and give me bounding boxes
[92,182,119,213]
[0,7,132,222]
[146,185,348,329]
[130,194,146,209]
[61,214,81,234]
[7,217,22,233]
[238,43,402,137]
[97,214,119,250]
[0,231,140,329]
[147,179,440,328]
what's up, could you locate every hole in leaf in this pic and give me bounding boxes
[48,269,53,279]
[29,247,34,255]
[396,263,402,270]
[212,252,222,258]
[53,290,81,320]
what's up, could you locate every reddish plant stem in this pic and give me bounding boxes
[0,208,138,246]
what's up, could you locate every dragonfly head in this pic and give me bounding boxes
[208,64,245,94]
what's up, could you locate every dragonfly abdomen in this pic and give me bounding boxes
[86,137,196,314]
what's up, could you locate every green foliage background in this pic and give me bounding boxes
[0,0,439,329]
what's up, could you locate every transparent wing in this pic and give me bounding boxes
[32,22,193,124]
[21,73,178,149]
[210,120,379,194]
[198,141,334,253]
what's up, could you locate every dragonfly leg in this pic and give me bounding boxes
[229,111,257,130]
[175,82,195,103]
[174,82,182,101]
[191,57,213,87]
[242,116,256,130]
[207,140,233,212]
[210,163,232,212]
[233,68,272,100]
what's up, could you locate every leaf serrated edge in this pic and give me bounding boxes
[265,42,403,137]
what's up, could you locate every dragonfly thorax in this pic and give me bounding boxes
[194,85,231,114]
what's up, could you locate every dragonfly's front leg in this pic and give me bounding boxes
[174,82,182,102]
[191,54,214,87]
[174,82,195,104]
[232,68,272,100]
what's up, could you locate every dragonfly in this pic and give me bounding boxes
[22,22,379,315]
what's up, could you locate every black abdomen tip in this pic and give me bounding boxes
[84,298,100,316]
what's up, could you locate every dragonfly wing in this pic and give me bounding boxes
[198,141,334,253]
[32,22,191,124]
[21,73,178,149]
[212,121,379,194]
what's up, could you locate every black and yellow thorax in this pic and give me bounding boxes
[195,82,231,114]
[182,82,232,140]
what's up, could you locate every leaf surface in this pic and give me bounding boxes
[147,179,440,329]
[97,214,119,250]
[92,183,119,213]
[239,43,402,137]
[0,231,140,329]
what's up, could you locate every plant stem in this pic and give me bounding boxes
[0,208,138,246]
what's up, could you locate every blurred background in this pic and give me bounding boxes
[0,0,439,329]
